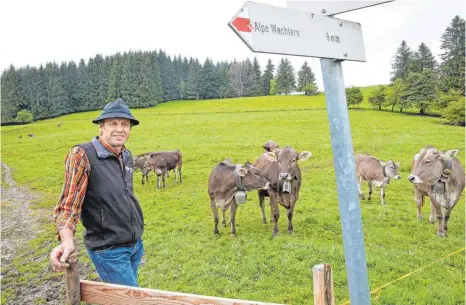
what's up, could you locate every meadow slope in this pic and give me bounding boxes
[1,94,464,305]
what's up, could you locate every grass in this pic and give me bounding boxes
[1,93,464,305]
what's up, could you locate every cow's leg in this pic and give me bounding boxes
[141,173,145,185]
[368,182,373,201]
[358,176,365,200]
[443,192,460,232]
[414,188,424,220]
[443,207,452,233]
[429,200,437,224]
[430,194,445,237]
[287,194,298,234]
[211,200,219,235]
[144,169,150,183]
[380,183,386,205]
[143,169,150,184]
[259,192,267,224]
[156,174,160,189]
[162,171,166,188]
[230,200,238,237]
[286,207,293,233]
[222,209,227,227]
[269,196,280,237]
[178,164,182,184]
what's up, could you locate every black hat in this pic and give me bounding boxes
[92,98,139,126]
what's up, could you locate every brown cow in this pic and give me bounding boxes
[355,154,401,205]
[408,146,465,237]
[208,160,269,236]
[149,149,182,188]
[254,146,312,237]
[134,152,176,185]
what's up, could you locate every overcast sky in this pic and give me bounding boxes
[1,0,464,90]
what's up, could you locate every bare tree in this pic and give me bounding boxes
[229,62,244,97]
[228,60,252,97]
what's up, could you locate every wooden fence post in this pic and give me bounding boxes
[65,252,81,305]
[313,263,335,305]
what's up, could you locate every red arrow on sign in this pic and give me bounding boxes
[232,17,252,32]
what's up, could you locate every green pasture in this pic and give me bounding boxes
[1,93,464,305]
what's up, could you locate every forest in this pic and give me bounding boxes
[1,16,464,126]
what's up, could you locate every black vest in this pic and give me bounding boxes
[78,137,144,251]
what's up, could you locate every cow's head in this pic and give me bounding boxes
[262,140,280,153]
[381,160,401,180]
[408,146,458,185]
[132,155,143,171]
[263,146,312,181]
[133,154,149,170]
[237,161,269,191]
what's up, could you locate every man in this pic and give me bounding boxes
[50,98,145,287]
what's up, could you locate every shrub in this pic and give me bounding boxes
[368,86,387,110]
[15,109,34,124]
[442,98,465,126]
[303,83,319,96]
[346,87,364,107]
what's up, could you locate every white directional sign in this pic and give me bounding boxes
[286,0,395,16]
[228,1,366,62]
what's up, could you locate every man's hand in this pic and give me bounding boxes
[50,241,75,272]
[50,228,75,272]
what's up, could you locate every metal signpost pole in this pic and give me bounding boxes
[320,58,370,305]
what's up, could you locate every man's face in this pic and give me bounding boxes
[99,118,131,149]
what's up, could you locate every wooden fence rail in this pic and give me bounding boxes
[65,254,335,305]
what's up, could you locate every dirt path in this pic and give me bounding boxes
[1,163,92,305]
[1,162,41,263]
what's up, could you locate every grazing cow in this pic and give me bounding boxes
[408,146,465,237]
[133,152,176,185]
[254,146,312,237]
[28,133,35,137]
[57,122,63,127]
[208,160,269,236]
[262,140,280,153]
[355,154,401,205]
[149,149,182,188]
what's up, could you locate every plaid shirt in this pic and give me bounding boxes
[53,137,126,240]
